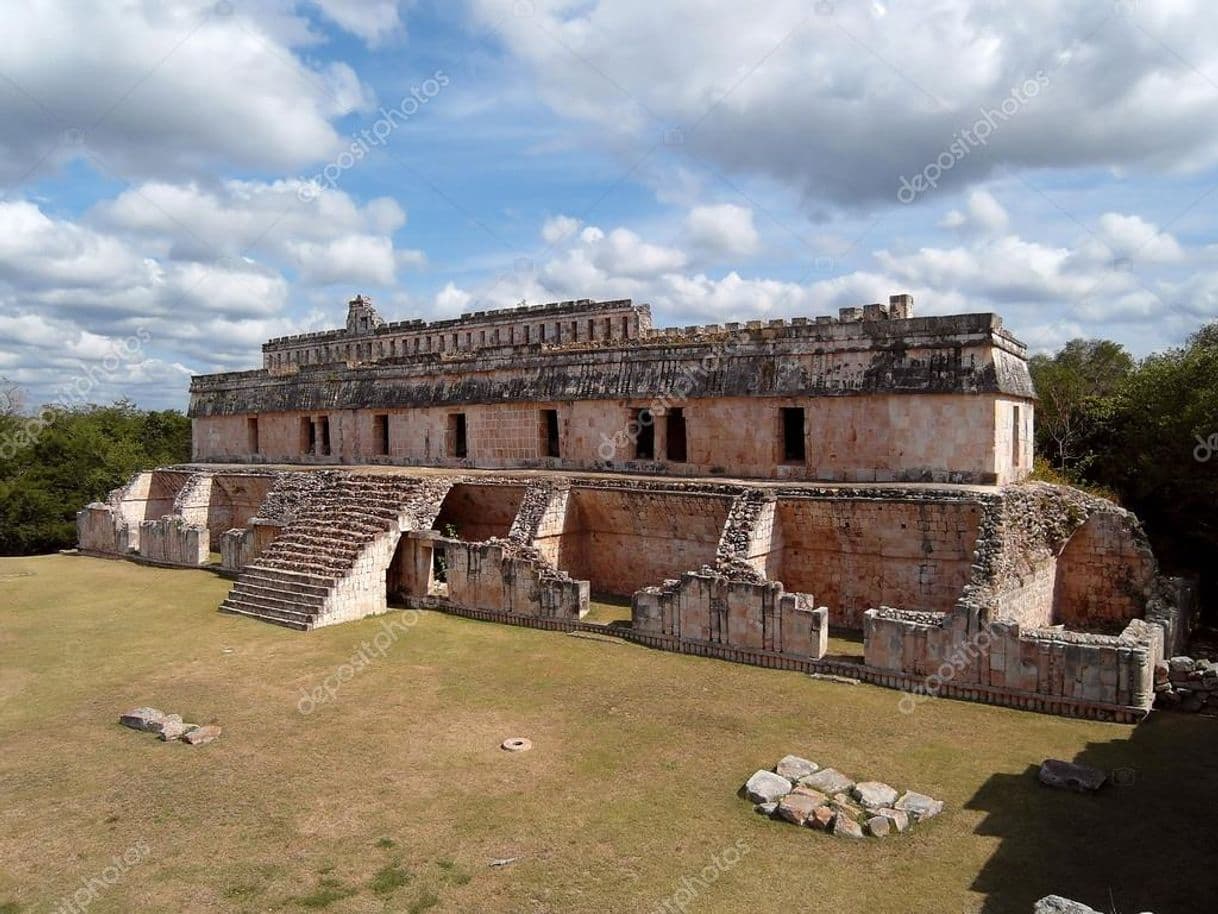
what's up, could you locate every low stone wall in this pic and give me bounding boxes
[863,607,1157,713]
[137,516,209,566]
[633,570,828,661]
[76,503,131,555]
[442,538,589,620]
[1154,655,1218,714]
[219,521,282,574]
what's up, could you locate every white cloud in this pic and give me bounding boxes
[686,203,760,256]
[311,0,408,46]
[0,0,376,186]
[940,190,1009,235]
[471,0,1218,206]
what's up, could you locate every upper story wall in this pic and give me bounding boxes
[262,296,651,371]
[193,294,1035,417]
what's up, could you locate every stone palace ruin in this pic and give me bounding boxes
[77,294,1196,722]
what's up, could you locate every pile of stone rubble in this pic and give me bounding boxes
[1035,896,1154,913]
[743,755,943,839]
[1154,656,1218,714]
[119,707,221,745]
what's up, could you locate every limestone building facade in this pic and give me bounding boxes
[77,294,1196,723]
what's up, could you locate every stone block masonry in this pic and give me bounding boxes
[189,293,1036,485]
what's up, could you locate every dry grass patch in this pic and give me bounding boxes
[0,555,1214,913]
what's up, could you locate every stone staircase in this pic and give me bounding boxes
[220,475,450,630]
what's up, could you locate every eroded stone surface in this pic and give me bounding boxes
[776,755,818,781]
[119,708,165,731]
[182,724,222,746]
[1038,760,1107,793]
[894,791,944,822]
[799,768,854,795]
[745,770,792,804]
[775,793,821,827]
[852,781,898,810]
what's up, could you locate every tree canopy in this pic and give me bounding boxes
[0,393,190,555]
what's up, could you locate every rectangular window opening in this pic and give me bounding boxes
[1012,404,1022,467]
[373,414,390,456]
[666,408,687,462]
[301,417,314,455]
[541,409,561,458]
[247,417,259,455]
[448,413,468,459]
[634,408,655,460]
[781,407,806,463]
[319,416,332,457]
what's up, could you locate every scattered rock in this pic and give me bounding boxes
[865,815,891,837]
[790,786,827,807]
[894,791,944,822]
[877,807,910,833]
[501,738,532,752]
[1033,896,1103,914]
[808,806,836,831]
[754,802,778,817]
[119,707,166,732]
[830,815,864,839]
[182,724,221,746]
[851,781,898,810]
[147,713,182,736]
[1038,759,1106,793]
[799,768,854,795]
[776,793,821,826]
[829,797,861,821]
[157,717,190,741]
[745,769,793,804]
[775,755,818,781]
[1168,656,1195,674]
[488,858,518,868]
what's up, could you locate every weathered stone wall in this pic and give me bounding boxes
[432,483,525,542]
[191,297,1036,485]
[554,488,733,596]
[77,503,131,554]
[137,516,209,566]
[442,539,589,620]
[633,571,828,660]
[863,609,1157,711]
[191,391,1031,485]
[765,498,983,629]
[1053,513,1158,628]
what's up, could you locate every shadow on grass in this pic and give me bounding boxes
[968,713,1218,914]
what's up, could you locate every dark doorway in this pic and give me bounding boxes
[781,407,805,462]
[634,408,655,459]
[666,408,687,462]
[542,409,561,458]
[373,414,390,456]
[448,413,468,458]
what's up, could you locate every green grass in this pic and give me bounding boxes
[1,554,1216,913]
[368,862,412,895]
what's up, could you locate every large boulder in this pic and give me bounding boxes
[119,707,166,732]
[775,755,819,781]
[1038,759,1107,793]
[158,717,190,741]
[830,815,864,839]
[744,769,792,804]
[852,781,899,810]
[808,806,836,831]
[876,807,910,833]
[865,815,891,837]
[894,791,944,822]
[775,792,822,827]
[799,768,854,795]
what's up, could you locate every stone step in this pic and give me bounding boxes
[227,583,327,609]
[219,600,313,631]
[241,566,338,589]
[220,595,318,624]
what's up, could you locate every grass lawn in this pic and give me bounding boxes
[1,555,1215,913]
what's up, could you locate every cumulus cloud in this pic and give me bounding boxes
[471,0,1218,207]
[686,203,760,256]
[0,0,375,187]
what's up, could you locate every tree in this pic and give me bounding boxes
[0,401,191,555]
[1029,339,1133,472]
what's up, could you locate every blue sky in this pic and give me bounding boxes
[2,0,1217,409]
